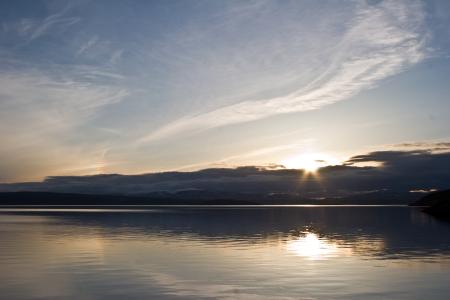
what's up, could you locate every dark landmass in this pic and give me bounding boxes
[0,192,259,206]
[409,189,450,219]
[0,191,407,207]
[409,189,450,206]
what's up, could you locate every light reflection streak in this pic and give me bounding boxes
[286,232,349,259]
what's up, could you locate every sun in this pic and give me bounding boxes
[281,153,337,172]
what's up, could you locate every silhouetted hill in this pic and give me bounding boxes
[410,189,450,219]
[422,190,450,218]
[409,189,450,206]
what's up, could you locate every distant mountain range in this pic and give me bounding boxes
[1,188,448,210]
[0,191,259,206]
[0,190,420,206]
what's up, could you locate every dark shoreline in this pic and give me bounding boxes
[0,191,410,206]
[0,205,411,210]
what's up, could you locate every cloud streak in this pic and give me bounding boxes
[0,66,128,181]
[76,36,99,56]
[0,3,131,181]
[13,6,80,42]
[139,0,428,143]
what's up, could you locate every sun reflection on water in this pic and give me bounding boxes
[286,232,345,259]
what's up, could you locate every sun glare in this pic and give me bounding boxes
[286,232,340,259]
[281,153,337,172]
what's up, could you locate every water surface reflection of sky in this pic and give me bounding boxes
[0,206,449,299]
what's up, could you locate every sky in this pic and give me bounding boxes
[1,0,450,183]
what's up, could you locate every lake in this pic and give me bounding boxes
[0,206,449,299]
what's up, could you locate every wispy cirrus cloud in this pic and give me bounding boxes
[76,36,99,56]
[175,142,305,171]
[0,2,131,181]
[0,61,128,180]
[12,6,80,42]
[139,0,428,143]
[0,69,127,134]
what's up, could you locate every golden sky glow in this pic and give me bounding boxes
[281,153,340,172]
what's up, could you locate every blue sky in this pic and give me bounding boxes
[1,0,450,182]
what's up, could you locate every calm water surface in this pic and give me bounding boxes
[0,206,449,299]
